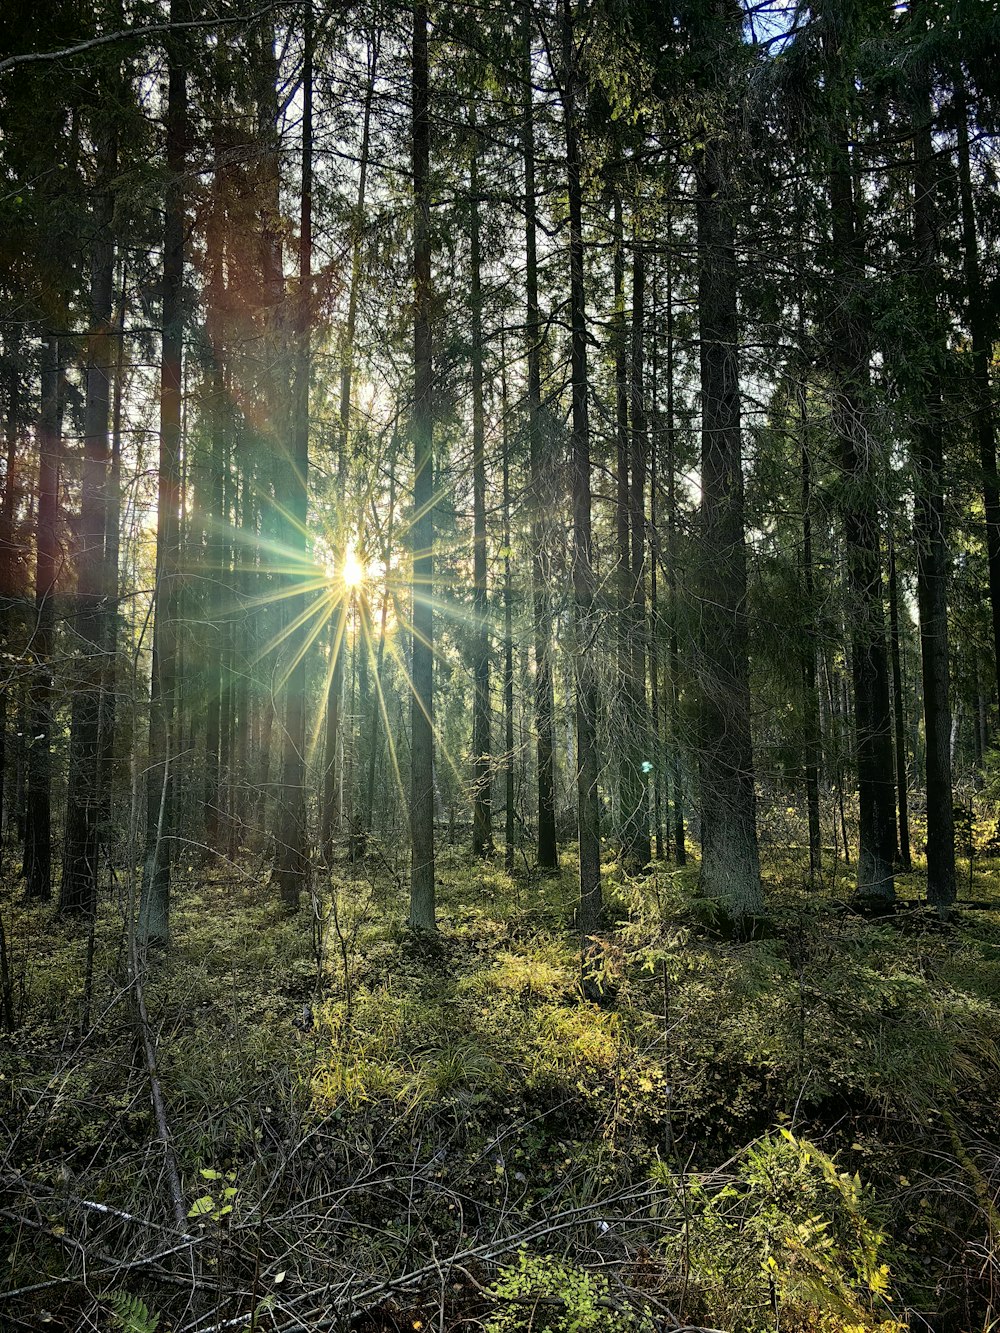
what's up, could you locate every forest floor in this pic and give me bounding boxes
[1,834,999,1333]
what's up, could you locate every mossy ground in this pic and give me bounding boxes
[1,834,998,1332]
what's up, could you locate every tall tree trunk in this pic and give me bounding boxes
[322,30,378,860]
[470,120,492,858]
[665,240,685,866]
[0,355,21,852]
[798,358,822,883]
[911,66,955,909]
[409,0,436,930]
[139,1,187,944]
[824,26,895,904]
[627,239,652,869]
[363,438,397,838]
[694,126,762,920]
[648,291,667,862]
[502,339,515,874]
[522,0,558,870]
[956,81,1000,697]
[887,531,911,871]
[24,336,60,903]
[561,0,601,936]
[274,7,313,911]
[62,126,116,916]
[98,276,125,867]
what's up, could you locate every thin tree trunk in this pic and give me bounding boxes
[409,0,436,930]
[824,38,895,904]
[561,0,601,937]
[0,355,21,852]
[911,67,955,908]
[523,0,557,870]
[502,339,515,874]
[798,365,822,883]
[664,226,685,866]
[470,118,492,858]
[887,531,912,871]
[274,5,313,910]
[956,80,1000,698]
[628,239,652,869]
[24,336,60,903]
[62,125,116,915]
[139,1,187,944]
[322,30,379,859]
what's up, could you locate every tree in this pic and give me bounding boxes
[409,0,436,931]
[692,0,763,921]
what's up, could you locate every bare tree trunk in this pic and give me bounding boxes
[628,239,652,869]
[561,0,601,936]
[322,30,378,861]
[24,335,60,903]
[470,118,492,857]
[139,0,187,944]
[522,0,557,871]
[62,126,116,916]
[956,81,1000,700]
[887,531,912,871]
[274,5,313,911]
[694,122,762,920]
[409,0,436,930]
[911,63,955,909]
[825,67,895,904]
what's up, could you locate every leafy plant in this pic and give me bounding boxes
[107,1290,160,1333]
[486,1251,643,1333]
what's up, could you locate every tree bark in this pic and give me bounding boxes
[409,0,436,930]
[139,0,187,944]
[273,4,313,911]
[522,0,558,871]
[561,0,602,937]
[24,336,60,903]
[694,129,763,920]
[470,119,492,858]
[62,124,117,916]
[911,64,955,909]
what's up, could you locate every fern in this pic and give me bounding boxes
[107,1290,161,1333]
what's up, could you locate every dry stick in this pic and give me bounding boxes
[181,1174,734,1333]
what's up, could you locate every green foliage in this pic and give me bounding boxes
[654,1132,905,1333]
[107,1291,160,1333]
[486,1251,643,1333]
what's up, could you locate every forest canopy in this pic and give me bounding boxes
[1,0,1000,1330]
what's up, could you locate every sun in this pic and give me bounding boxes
[341,543,364,591]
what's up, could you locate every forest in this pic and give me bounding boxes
[1,0,999,1329]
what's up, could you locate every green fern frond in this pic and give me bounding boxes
[107,1289,161,1333]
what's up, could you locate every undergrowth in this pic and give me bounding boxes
[1,841,998,1332]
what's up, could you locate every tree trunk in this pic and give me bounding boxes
[956,81,1000,698]
[824,34,895,904]
[470,119,492,858]
[522,0,558,871]
[561,0,602,937]
[322,30,378,861]
[273,6,313,911]
[887,532,912,871]
[409,0,436,930]
[62,125,117,916]
[798,370,822,883]
[139,1,187,944]
[911,69,955,909]
[694,130,763,920]
[24,335,60,903]
[627,239,652,869]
